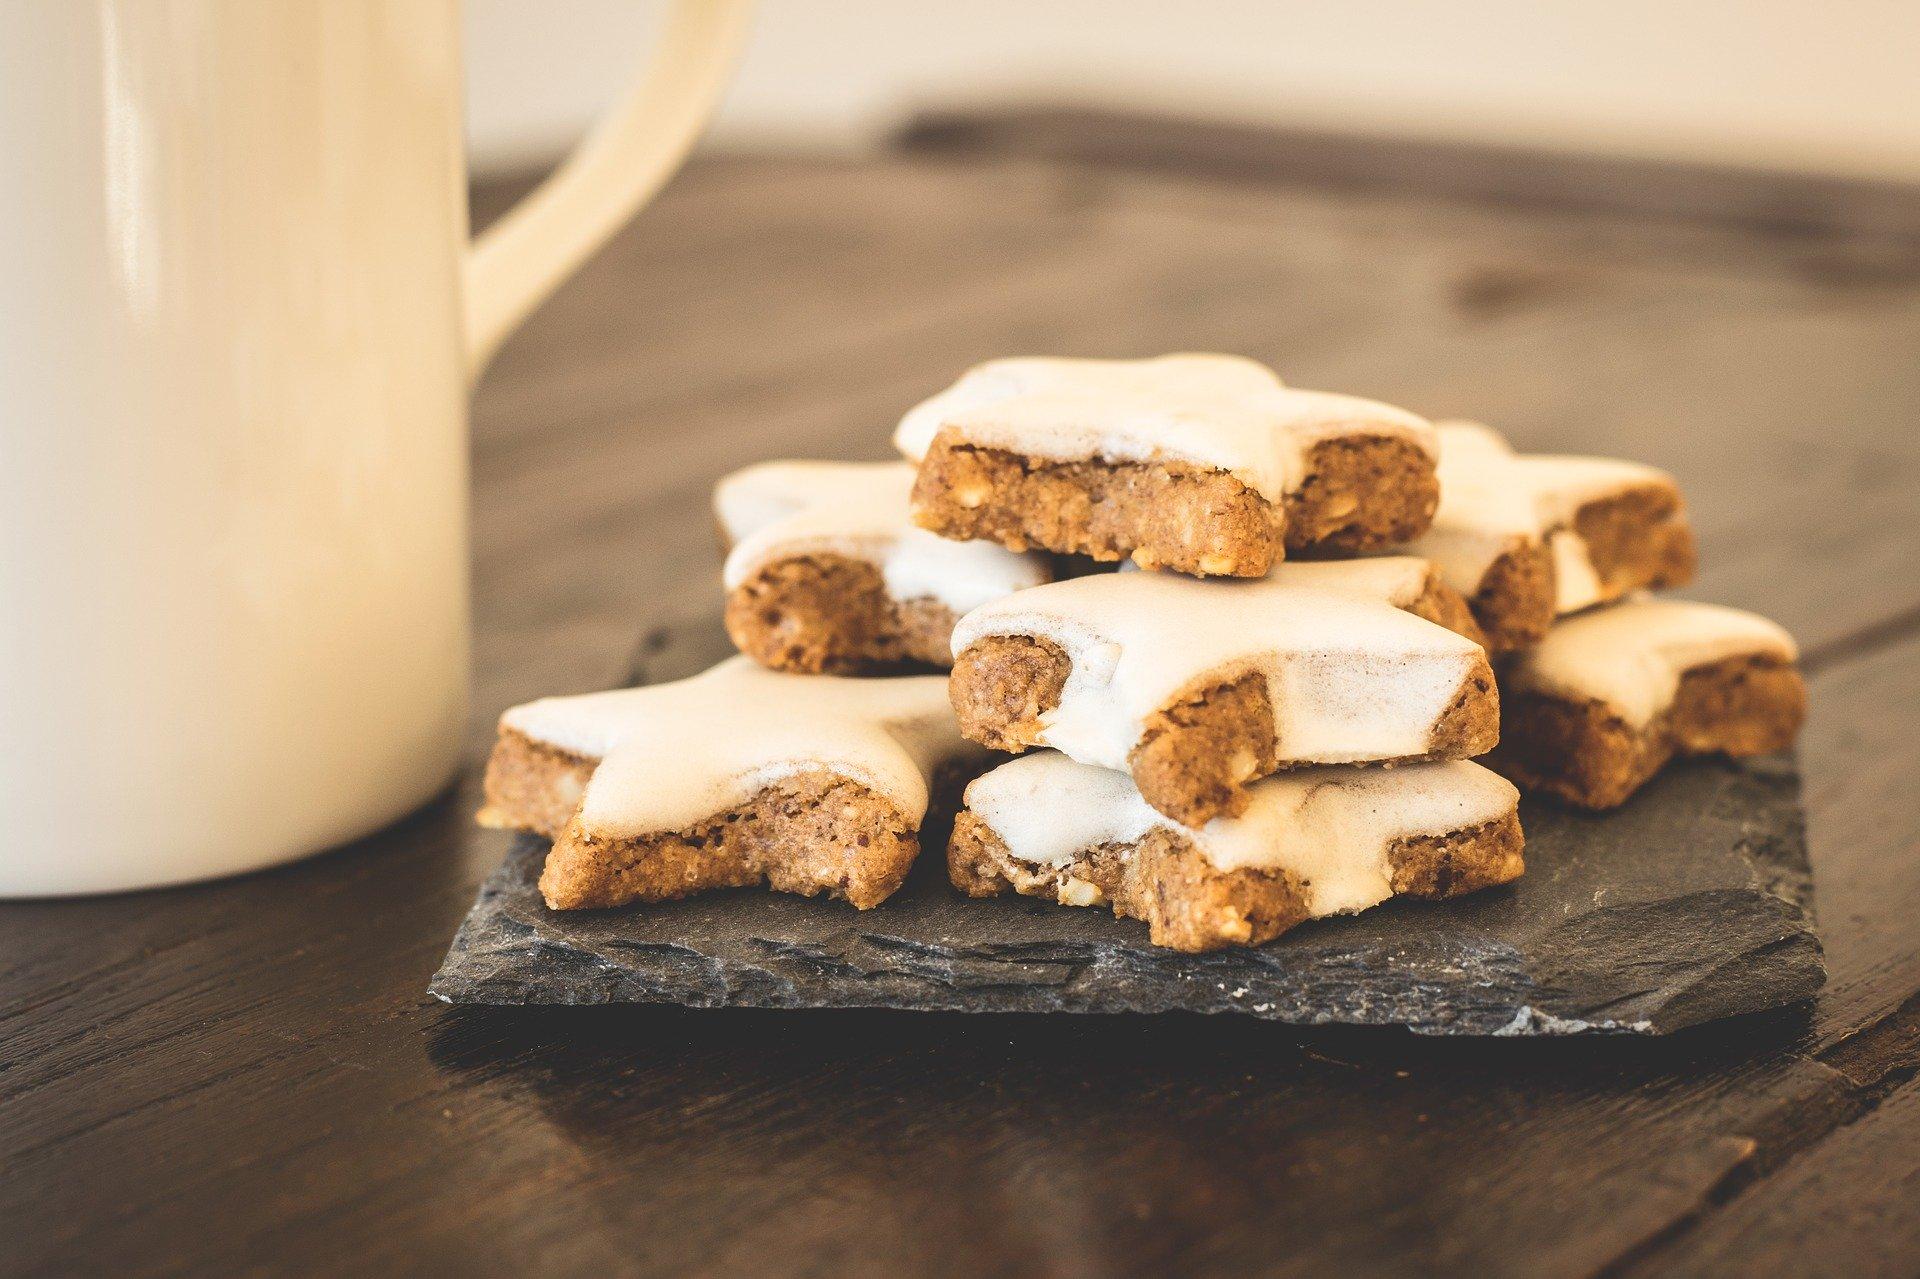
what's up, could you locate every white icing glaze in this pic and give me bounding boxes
[501,656,968,839]
[967,752,1519,917]
[1120,554,1434,609]
[892,354,1434,503]
[951,571,1485,770]
[1504,598,1798,728]
[715,460,1048,615]
[1547,528,1604,613]
[1262,556,1434,608]
[1403,421,1679,613]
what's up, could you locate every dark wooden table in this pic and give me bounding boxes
[7,112,1920,1278]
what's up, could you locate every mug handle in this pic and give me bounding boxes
[462,0,755,382]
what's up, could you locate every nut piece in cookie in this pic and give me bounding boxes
[1402,422,1697,651]
[893,354,1438,575]
[948,569,1499,828]
[1492,599,1806,809]
[479,656,983,910]
[951,752,1524,952]
[716,460,1049,673]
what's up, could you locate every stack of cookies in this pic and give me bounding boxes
[479,353,1808,953]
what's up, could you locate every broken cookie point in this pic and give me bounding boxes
[715,460,1049,673]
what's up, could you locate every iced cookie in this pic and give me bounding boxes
[950,752,1524,952]
[894,354,1439,576]
[1400,422,1696,650]
[948,570,1499,827]
[478,657,983,910]
[716,460,1050,673]
[1493,599,1805,809]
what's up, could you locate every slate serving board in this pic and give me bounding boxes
[432,618,1823,1035]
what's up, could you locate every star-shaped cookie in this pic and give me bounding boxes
[715,459,1049,672]
[948,567,1498,827]
[951,752,1524,952]
[1400,422,1696,649]
[480,656,983,909]
[894,354,1438,576]
[1493,598,1804,808]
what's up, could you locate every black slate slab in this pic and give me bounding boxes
[432,618,1824,1035]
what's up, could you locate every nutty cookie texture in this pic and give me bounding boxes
[479,656,981,910]
[948,565,1499,828]
[715,460,1048,673]
[1492,599,1806,809]
[951,752,1524,952]
[1402,422,1696,651]
[892,354,1438,576]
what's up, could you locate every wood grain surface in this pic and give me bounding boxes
[5,112,1920,1277]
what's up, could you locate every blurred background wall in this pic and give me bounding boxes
[464,0,1920,182]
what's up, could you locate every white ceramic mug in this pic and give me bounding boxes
[0,0,753,895]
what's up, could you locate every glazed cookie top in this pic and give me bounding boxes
[951,570,1487,770]
[1405,422,1681,612]
[716,460,1049,614]
[892,354,1435,503]
[1121,554,1438,608]
[502,656,971,838]
[966,751,1519,916]
[1504,598,1798,727]
[1241,555,1436,606]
